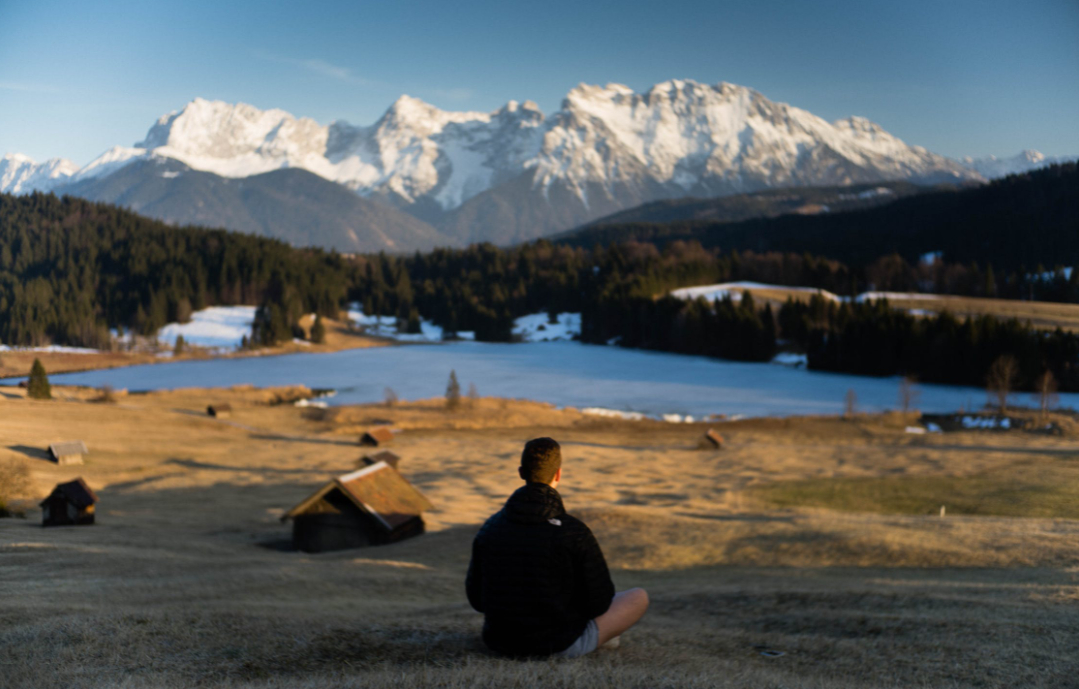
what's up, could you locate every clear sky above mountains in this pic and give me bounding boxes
[1,0,1076,165]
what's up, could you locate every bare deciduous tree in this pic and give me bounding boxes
[986,355,1019,414]
[1033,370,1059,422]
[844,388,858,419]
[383,387,398,408]
[467,382,479,409]
[898,375,921,413]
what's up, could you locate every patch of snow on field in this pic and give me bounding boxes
[346,304,474,342]
[0,344,99,354]
[157,306,256,349]
[582,407,648,421]
[513,313,581,341]
[856,292,941,302]
[661,413,695,423]
[671,282,842,303]
[961,416,1011,429]
[772,352,807,367]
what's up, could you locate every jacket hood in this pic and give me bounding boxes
[503,482,565,524]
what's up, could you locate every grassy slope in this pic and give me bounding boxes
[1,391,1078,687]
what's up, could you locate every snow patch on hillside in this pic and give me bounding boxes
[513,313,581,341]
[671,282,842,303]
[157,306,256,349]
[346,305,474,342]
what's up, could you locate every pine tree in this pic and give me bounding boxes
[173,334,186,356]
[445,370,461,410]
[27,358,51,400]
[310,315,326,344]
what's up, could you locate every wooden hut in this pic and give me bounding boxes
[41,478,98,526]
[698,429,724,450]
[282,462,432,553]
[207,403,232,419]
[359,427,395,447]
[48,441,88,465]
[359,451,401,469]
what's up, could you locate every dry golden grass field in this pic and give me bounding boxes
[2,386,1079,688]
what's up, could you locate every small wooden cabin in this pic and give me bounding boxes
[207,403,232,419]
[48,441,88,465]
[359,451,401,469]
[359,427,395,447]
[282,462,432,553]
[41,478,98,526]
[698,429,724,450]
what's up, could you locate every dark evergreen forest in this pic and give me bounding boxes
[559,163,1079,292]
[2,163,1076,393]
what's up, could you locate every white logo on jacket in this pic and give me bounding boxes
[548,518,562,526]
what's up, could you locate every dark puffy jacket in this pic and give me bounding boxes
[465,482,615,657]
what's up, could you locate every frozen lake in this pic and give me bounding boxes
[25,341,1073,419]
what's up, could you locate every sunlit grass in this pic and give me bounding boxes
[751,463,1079,519]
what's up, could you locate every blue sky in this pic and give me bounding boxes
[1,0,1076,165]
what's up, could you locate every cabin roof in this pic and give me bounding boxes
[49,441,88,458]
[702,429,723,446]
[361,451,400,467]
[283,462,432,529]
[362,428,395,443]
[41,478,98,507]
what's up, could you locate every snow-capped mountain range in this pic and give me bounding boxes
[3,79,1071,249]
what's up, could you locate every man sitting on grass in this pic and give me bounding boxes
[466,437,649,658]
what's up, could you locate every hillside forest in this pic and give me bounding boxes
[1,164,1076,392]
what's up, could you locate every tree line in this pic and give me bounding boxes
[778,295,1079,392]
[3,189,1076,395]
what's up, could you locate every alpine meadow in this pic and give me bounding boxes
[2,2,1079,688]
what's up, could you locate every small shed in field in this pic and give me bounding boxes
[359,427,395,447]
[207,403,233,419]
[48,441,88,465]
[698,429,724,450]
[282,462,432,553]
[359,451,401,469]
[41,478,98,526]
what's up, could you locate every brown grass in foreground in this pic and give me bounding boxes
[1,386,1078,688]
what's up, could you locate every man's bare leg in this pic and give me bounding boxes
[595,588,649,646]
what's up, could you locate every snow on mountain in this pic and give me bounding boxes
[0,153,78,193]
[16,79,1075,245]
[959,150,1076,179]
[3,80,985,204]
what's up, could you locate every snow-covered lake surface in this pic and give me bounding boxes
[22,341,1074,419]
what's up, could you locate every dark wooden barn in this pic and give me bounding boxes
[282,461,432,553]
[698,429,724,450]
[48,441,88,465]
[359,427,395,447]
[41,478,98,526]
[207,403,232,418]
[359,451,401,469]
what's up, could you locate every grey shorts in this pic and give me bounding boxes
[555,620,599,658]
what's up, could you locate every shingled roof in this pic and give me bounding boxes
[283,462,432,530]
[40,478,98,508]
[48,441,88,460]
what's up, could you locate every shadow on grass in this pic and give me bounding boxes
[248,433,358,448]
[7,444,52,461]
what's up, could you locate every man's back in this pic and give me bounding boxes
[466,482,615,657]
